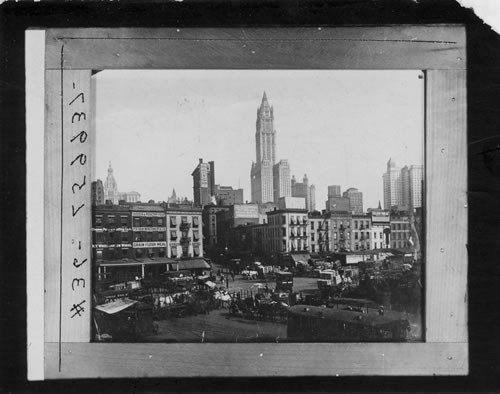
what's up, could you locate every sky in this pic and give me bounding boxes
[95,70,424,209]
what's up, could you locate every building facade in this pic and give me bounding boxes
[266,209,309,254]
[328,185,341,198]
[92,179,105,205]
[326,196,351,212]
[214,185,244,205]
[192,158,215,207]
[343,187,363,214]
[351,214,372,251]
[202,204,230,249]
[309,212,331,254]
[389,215,411,250]
[383,158,424,212]
[369,209,391,249]
[166,206,203,259]
[330,212,353,252]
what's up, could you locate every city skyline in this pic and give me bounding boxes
[95,70,424,209]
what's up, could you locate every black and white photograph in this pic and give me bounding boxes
[90,69,425,343]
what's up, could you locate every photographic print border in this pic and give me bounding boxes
[27,26,467,379]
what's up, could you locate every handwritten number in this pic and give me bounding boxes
[69,92,85,106]
[71,278,86,291]
[70,130,88,144]
[71,112,86,123]
[73,258,87,268]
[70,153,87,166]
[72,203,85,217]
[72,176,86,194]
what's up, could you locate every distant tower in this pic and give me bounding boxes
[92,179,104,205]
[409,165,424,210]
[251,92,276,204]
[104,162,118,204]
[328,185,341,198]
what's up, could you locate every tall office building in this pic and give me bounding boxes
[409,165,424,210]
[383,159,423,212]
[383,158,403,210]
[343,187,364,214]
[92,179,105,205]
[251,92,277,204]
[273,159,291,202]
[192,158,215,207]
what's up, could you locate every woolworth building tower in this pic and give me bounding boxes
[250,92,277,204]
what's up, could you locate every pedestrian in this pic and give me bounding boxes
[231,272,235,281]
[220,274,225,284]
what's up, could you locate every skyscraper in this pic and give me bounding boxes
[409,165,424,210]
[192,158,215,207]
[273,159,291,202]
[383,159,423,212]
[251,92,277,204]
[383,158,403,210]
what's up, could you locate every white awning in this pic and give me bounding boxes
[95,298,138,314]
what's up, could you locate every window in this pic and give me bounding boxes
[158,232,164,241]
[193,231,199,241]
[122,232,128,242]
[182,246,189,257]
[122,248,128,257]
[147,248,154,258]
[147,232,153,241]
[311,221,314,230]
[96,249,103,261]
[135,248,143,258]
[182,231,188,239]
[355,232,358,240]
[282,227,286,237]
[311,233,315,241]
[158,218,164,226]
[282,240,286,251]
[159,248,165,258]
[170,217,177,227]
[193,217,199,227]
[170,231,177,240]
[107,215,115,225]
[171,247,177,258]
[290,215,295,224]
[146,217,152,226]
[121,216,128,226]
[95,216,103,227]
[354,220,358,229]
[334,233,337,240]
[181,216,188,224]
[193,246,200,256]
[134,217,141,227]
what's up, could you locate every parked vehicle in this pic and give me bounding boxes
[275,271,293,292]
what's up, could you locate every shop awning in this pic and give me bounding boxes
[97,257,175,267]
[177,259,211,270]
[95,298,137,314]
[290,254,310,263]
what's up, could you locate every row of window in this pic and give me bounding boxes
[391,223,409,230]
[94,230,201,243]
[95,245,201,260]
[94,215,200,228]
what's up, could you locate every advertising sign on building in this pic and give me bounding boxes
[132,212,166,217]
[132,227,167,232]
[132,241,167,248]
